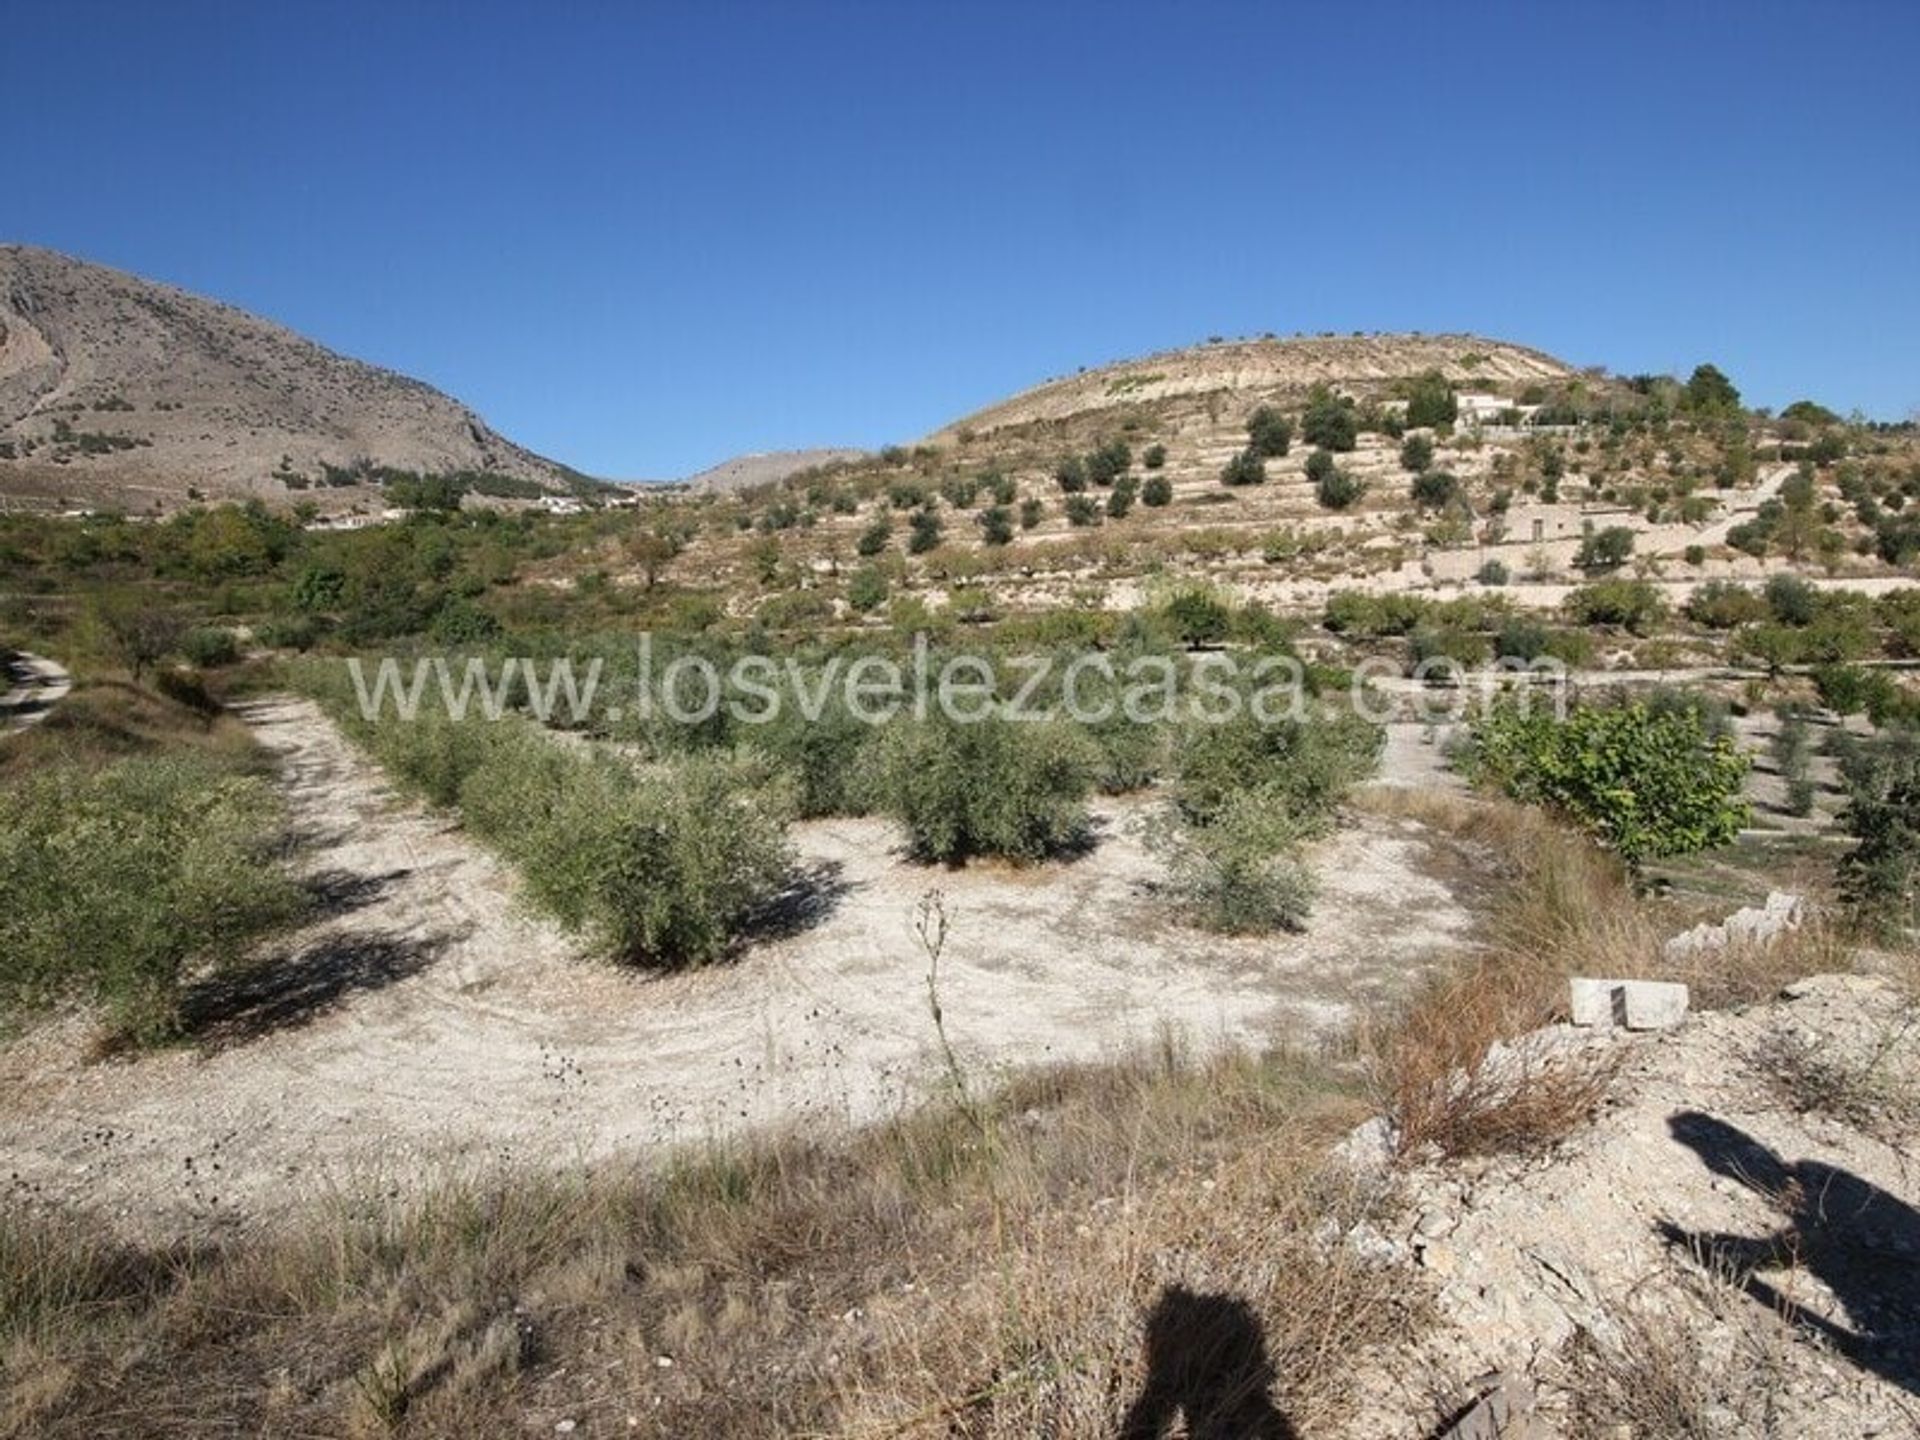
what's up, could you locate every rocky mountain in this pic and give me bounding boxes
[0,246,583,512]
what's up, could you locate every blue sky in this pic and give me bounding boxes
[5,1,1916,478]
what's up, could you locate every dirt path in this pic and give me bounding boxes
[0,696,1477,1235]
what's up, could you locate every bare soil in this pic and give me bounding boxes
[0,696,1476,1236]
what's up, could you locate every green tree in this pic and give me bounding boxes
[1246,407,1293,458]
[1403,370,1458,429]
[1300,386,1358,452]
[1220,449,1267,486]
[1141,474,1173,507]
[1399,433,1435,473]
[907,507,944,554]
[1683,363,1742,415]
[977,504,1014,545]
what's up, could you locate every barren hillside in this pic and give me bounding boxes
[928,332,1578,442]
[685,447,867,494]
[0,246,581,512]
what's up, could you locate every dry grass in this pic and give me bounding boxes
[1357,789,1863,1160]
[0,1041,1416,1438]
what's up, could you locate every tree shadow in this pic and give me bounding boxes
[1117,1285,1300,1439]
[179,928,449,1049]
[1659,1109,1920,1397]
[738,859,857,945]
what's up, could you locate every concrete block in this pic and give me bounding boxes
[1569,977,1689,1031]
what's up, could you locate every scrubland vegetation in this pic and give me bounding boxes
[7,347,1920,1436]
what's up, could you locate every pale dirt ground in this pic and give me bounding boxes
[1334,974,1920,1438]
[0,697,1475,1236]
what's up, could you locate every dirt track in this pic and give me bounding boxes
[0,696,1476,1235]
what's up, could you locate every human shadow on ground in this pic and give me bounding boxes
[1117,1285,1300,1439]
[1660,1109,1920,1398]
[180,928,449,1049]
[737,859,857,946]
[299,866,413,921]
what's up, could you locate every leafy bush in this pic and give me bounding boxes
[1173,711,1380,830]
[1064,495,1102,527]
[1246,407,1293,459]
[856,517,892,556]
[1400,433,1434,473]
[907,507,943,555]
[1018,497,1044,529]
[1476,559,1511,587]
[872,715,1095,863]
[1574,526,1635,572]
[1564,579,1666,635]
[1835,732,1920,935]
[846,565,890,613]
[1085,439,1132,485]
[1054,456,1088,493]
[1313,456,1364,511]
[1301,386,1357,452]
[1148,790,1317,934]
[1142,444,1167,470]
[1220,449,1266,487]
[1141,474,1173,507]
[1410,469,1461,510]
[1460,699,1750,865]
[1402,370,1458,429]
[181,626,241,667]
[1105,479,1137,519]
[1684,580,1767,630]
[0,755,302,1041]
[977,505,1014,546]
[1764,573,1818,626]
[1161,587,1231,646]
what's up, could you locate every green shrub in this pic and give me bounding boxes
[1410,469,1461,510]
[181,626,241,668]
[1564,579,1666,635]
[1246,407,1293,459]
[1301,386,1357,452]
[1085,439,1132,485]
[872,715,1095,864]
[1835,732,1920,935]
[1161,587,1231,646]
[1141,474,1173,507]
[1313,456,1364,511]
[1173,711,1380,830]
[0,755,302,1041]
[1460,699,1750,865]
[1105,480,1137,519]
[907,507,943,555]
[1220,449,1266,487]
[1574,526,1635,572]
[1684,580,1767,630]
[1054,456,1088,493]
[1064,495,1102,527]
[856,517,892,557]
[1402,370,1458,429]
[1018,497,1044,529]
[1399,433,1434,473]
[1148,789,1317,934]
[977,505,1014,545]
[1143,444,1168,470]
[1765,573,1818,626]
[1477,559,1511,587]
[846,565,890,613]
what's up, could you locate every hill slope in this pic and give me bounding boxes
[928,332,1577,442]
[0,246,581,511]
